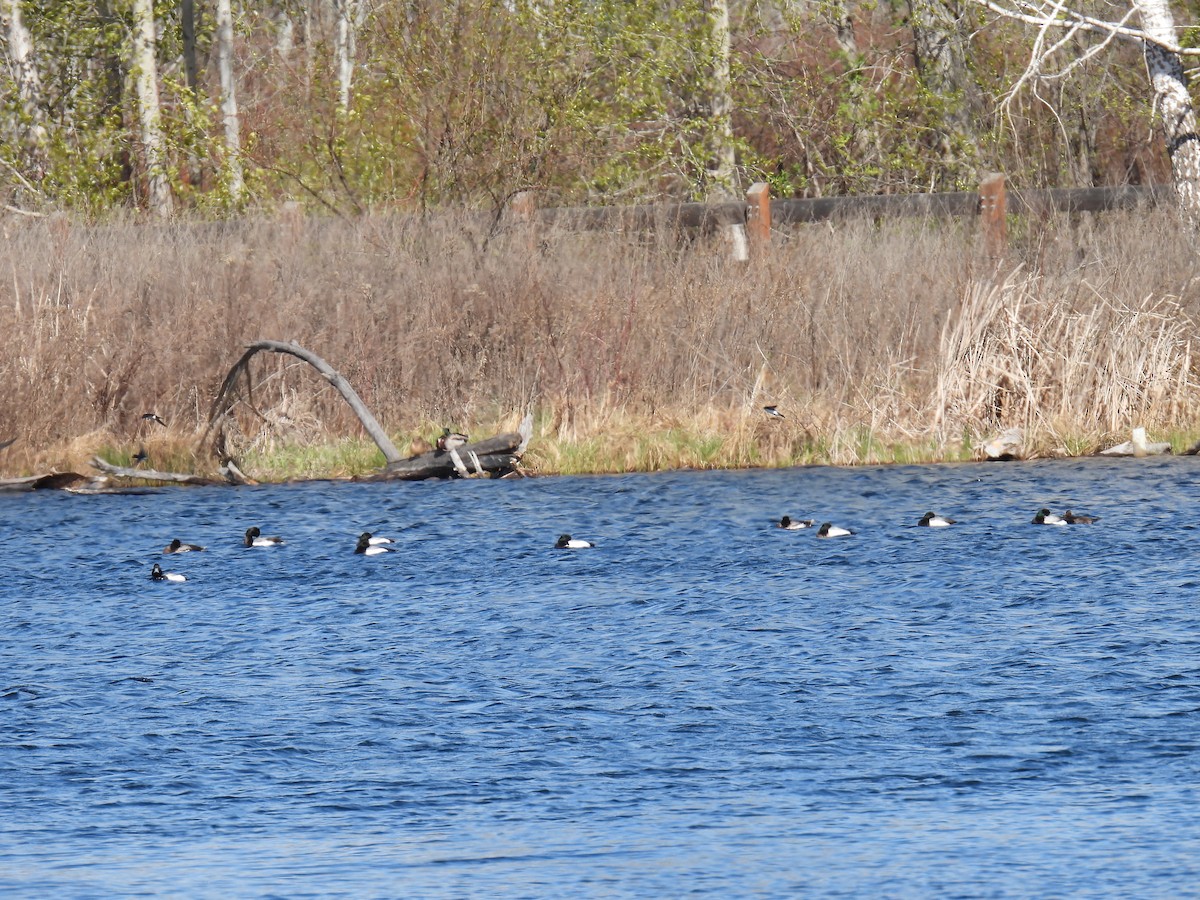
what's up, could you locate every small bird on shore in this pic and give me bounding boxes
[556,534,594,549]
[1032,508,1068,526]
[763,405,785,419]
[141,412,167,427]
[777,515,814,530]
[1063,510,1100,524]
[355,534,394,555]
[163,538,204,554]
[244,526,285,547]
[918,512,956,527]
[816,523,854,538]
[151,563,186,583]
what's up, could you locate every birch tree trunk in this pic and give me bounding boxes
[1,0,47,152]
[215,0,245,201]
[907,0,980,184]
[334,0,356,113]
[1134,0,1200,229]
[131,0,173,214]
[703,0,748,261]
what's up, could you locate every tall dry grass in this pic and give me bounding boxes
[1,206,1198,477]
[935,269,1194,454]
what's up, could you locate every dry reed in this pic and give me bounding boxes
[1,206,1199,478]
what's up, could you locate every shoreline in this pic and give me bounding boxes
[2,424,1195,488]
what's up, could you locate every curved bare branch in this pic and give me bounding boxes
[204,339,402,465]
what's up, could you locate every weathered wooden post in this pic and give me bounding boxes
[746,183,771,258]
[979,173,1007,257]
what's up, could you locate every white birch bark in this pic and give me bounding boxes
[216,0,245,201]
[970,0,1200,229]
[1,0,47,149]
[704,0,748,261]
[1134,0,1200,229]
[908,0,980,178]
[335,0,356,113]
[131,0,173,214]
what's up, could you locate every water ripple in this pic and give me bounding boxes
[3,459,1200,896]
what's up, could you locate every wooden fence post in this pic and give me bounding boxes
[979,173,1007,257]
[746,182,771,257]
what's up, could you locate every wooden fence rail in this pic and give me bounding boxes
[512,176,1174,258]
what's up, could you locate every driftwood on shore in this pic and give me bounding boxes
[203,338,532,481]
[90,457,224,486]
[356,430,528,481]
[0,470,169,494]
[5,341,533,491]
[0,472,94,493]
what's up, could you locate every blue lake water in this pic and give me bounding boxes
[2,458,1200,897]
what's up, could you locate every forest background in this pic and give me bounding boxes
[1,0,1198,479]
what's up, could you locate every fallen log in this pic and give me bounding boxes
[0,470,160,494]
[0,472,94,493]
[356,432,524,481]
[91,457,222,486]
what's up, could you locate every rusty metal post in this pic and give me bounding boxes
[746,183,771,257]
[979,173,1007,258]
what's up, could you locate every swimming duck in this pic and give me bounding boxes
[437,428,469,451]
[359,531,395,546]
[556,534,594,549]
[151,563,186,582]
[1032,508,1068,526]
[355,534,394,555]
[816,522,854,538]
[918,512,956,527]
[777,515,814,530]
[244,526,285,547]
[163,538,204,553]
[1062,509,1100,524]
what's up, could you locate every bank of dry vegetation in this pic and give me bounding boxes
[1,207,1198,480]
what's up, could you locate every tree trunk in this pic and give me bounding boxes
[907,0,980,186]
[1135,0,1200,230]
[827,0,858,55]
[181,0,199,92]
[334,0,356,113]
[131,0,173,215]
[216,0,245,201]
[703,0,747,261]
[1,0,47,155]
